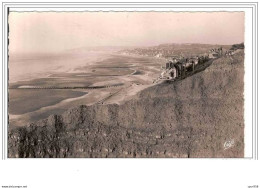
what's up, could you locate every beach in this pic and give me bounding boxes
[8,50,166,127]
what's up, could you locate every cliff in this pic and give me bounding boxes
[8,51,244,158]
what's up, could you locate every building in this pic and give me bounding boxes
[209,52,219,59]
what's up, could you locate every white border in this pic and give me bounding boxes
[0,2,259,188]
[3,5,254,159]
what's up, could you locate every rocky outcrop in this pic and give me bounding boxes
[8,51,244,158]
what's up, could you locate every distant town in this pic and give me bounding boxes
[121,43,244,82]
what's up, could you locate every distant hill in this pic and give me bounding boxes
[120,43,232,58]
[230,43,244,50]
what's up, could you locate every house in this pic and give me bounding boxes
[160,66,177,79]
[209,52,218,59]
[155,53,162,58]
[225,50,235,56]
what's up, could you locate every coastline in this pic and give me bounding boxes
[8,52,164,128]
[8,50,245,158]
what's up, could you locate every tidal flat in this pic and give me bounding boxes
[9,89,87,115]
[8,51,165,127]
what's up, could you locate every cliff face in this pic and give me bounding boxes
[8,51,244,158]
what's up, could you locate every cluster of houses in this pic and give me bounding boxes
[224,42,244,56]
[210,47,238,56]
[225,50,235,56]
[208,47,223,58]
[159,47,223,80]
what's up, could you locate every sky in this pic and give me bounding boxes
[9,12,244,53]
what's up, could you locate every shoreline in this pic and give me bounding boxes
[8,53,163,128]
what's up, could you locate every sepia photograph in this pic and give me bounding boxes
[1,1,260,188]
[7,11,245,158]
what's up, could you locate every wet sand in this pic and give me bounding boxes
[9,52,166,127]
[9,89,87,114]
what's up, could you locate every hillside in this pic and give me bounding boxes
[8,50,244,158]
[120,43,231,58]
